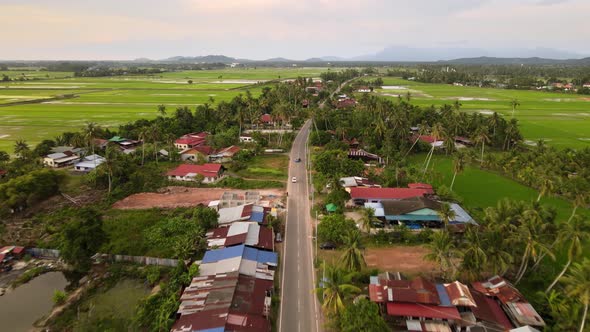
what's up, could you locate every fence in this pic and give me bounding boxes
[26,248,61,259]
[26,248,180,267]
[105,254,180,267]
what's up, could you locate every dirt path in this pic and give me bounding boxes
[365,246,439,276]
[112,186,284,210]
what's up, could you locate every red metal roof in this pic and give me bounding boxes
[471,289,514,330]
[408,183,433,190]
[471,276,525,304]
[12,246,25,255]
[386,302,461,320]
[256,227,274,251]
[260,114,272,123]
[444,281,476,307]
[350,187,431,200]
[419,135,437,144]
[217,145,241,156]
[0,254,5,262]
[166,164,222,177]
[0,169,7,176]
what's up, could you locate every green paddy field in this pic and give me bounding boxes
[372,77,590,149]
[0,68,328,153]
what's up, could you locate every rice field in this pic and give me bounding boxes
[372,77,590,149]
[0,68,328,153]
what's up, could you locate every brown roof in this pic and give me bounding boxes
[444,281,477,307]
[381,197,441,215]
[470,289,514,330]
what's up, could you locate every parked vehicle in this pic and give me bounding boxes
[291,177,297,183]
[275,233,283,243]
[294,157,301,163]
[320,242,336,250]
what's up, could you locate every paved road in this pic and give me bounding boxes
[279,120,321,332]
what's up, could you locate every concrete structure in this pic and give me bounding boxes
[73,154,105,172]
[43,151,80,168]
[174,132,208,150]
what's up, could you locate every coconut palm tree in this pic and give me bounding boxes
[13,139,30,159]
[0,150,9,164]
[150,124,161,164]
[483,229,513,276]
[514,209,555,284]
[450,152,466,191]
[437,203,456,231]
[487,112,501,136]
[97,146,120,196]
[424,231,459,280]
[560,258,590,332]
[315,264,361,316]
[473,126,490,165]
[359,207,378,234]
[82,122,99,157]
[138,126,150,166]
[340,230,366,272]
[537,176,555,202]
[546,216,590,293]
[157,104,167,117]
[423,122,444,175]
[569,194,587,223]
[460,227,488,281]
[510,99,520,117]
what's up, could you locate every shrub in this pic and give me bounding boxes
[53,290,67,305]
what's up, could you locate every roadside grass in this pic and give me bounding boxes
[235,154,289,181]
[371,76,590,149]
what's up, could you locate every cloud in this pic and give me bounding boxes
[0,0,588,60]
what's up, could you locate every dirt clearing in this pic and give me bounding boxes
[365,246,438,276]
[112,186,284,210]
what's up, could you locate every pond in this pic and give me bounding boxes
[0,271,68,332]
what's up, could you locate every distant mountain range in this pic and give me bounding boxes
[132,46,590,65]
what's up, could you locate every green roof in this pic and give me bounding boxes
[326,203,338,212]
[109,136,127,142]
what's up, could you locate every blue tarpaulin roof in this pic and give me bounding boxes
[436,284,452,306]
[243,246,278,265]
[202,244,244,263]
[199,328,225,332]
[250,211,265,223]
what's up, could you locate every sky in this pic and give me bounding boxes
[0,0,589,60]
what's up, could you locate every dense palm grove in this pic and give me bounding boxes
[309,87,590,331]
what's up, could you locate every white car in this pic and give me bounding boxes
[291,177,297,183]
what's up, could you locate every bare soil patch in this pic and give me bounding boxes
[112,186,284,210]
[365,246,438,276]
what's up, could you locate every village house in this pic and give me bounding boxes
[43,150,80,168]
[179,145,213,162]
[239,135,256,143]
[472,276,545,329]
[108,136,141,154]
[170,244,277,332]
[349,184,434,205]
[348,148,383,164]
[0,169,7,179]
[166,163,224,183]
[0,246,25,271]
[583,83,590,88]
[336,98,357,109]
[369,272,543,331]
[209,145,241,163]
[174,132,208,150]
[206,222,274,251]
[357,86,372,93]
[216,204,268,226]
[73,154,105,172]
[171,271,273,332]
[372,196,477,229]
